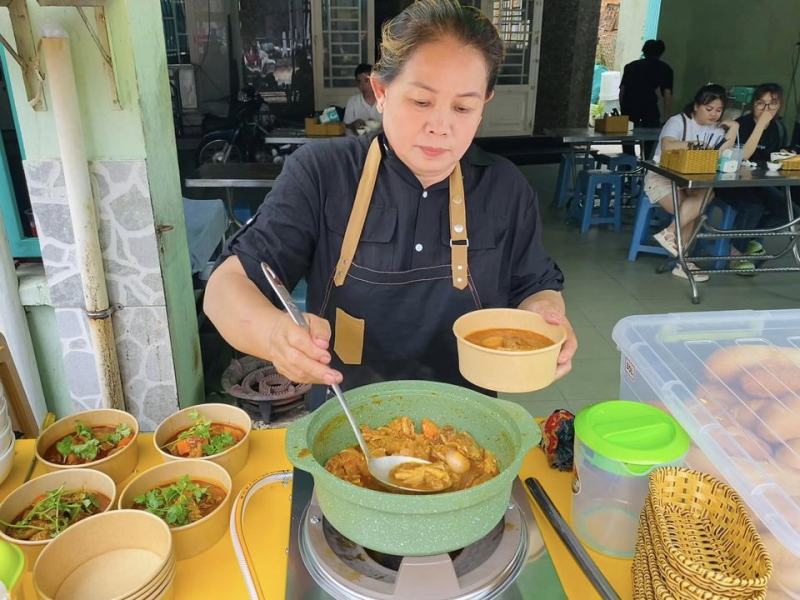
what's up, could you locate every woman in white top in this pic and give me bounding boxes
[644,84,739,281]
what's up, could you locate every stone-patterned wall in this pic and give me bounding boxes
[24,159,178,430]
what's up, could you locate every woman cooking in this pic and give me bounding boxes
[205,0,576,408]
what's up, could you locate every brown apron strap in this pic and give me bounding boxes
[448,163,468,290]
[333,139,382,286]
[333,137,469,290]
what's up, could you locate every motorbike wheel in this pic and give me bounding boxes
[196,139,243,165]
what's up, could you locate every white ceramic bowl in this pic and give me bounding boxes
[0,438,15,488]
[0,421,13,456]
[767,161,781,172]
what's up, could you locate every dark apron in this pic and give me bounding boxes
[308,139,482,409]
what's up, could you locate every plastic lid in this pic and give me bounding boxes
[575,401,690,467]
[0,540,22,590]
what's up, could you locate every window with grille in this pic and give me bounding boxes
[491,0,533,85]
[162,0,191,66]
[322,0,368,88]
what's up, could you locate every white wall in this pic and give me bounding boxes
[614,0,648,71]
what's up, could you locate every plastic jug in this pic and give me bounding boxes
[572,401,689,558]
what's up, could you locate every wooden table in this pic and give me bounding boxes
[184,163,283,228]
[642,161,800,303]
[3,431,633,599]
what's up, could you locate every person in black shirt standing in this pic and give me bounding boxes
[619,40,673,157]
[204,0,576,408]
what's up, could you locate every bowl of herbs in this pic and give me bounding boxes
[35,409,139,484]
[118,459,231,559]
[153,404,251,475]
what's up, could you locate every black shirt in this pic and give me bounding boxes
[221,133,564,317]
[620,58,673,120]
[736,113,786,163]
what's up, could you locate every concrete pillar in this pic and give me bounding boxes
[533,0,601,132]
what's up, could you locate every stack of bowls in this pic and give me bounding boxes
[33,510,176,600]
[0,389,15,486]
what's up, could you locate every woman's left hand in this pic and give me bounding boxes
[524,301,577,379]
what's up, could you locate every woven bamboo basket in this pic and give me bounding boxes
[648,468,772,594]
[781,156,800,170]
[644,499,766,600]
[660,149,719,174]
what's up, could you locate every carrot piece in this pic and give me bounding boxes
[421,419,439,440]
[175,439,192,456]
[117,435,133,448]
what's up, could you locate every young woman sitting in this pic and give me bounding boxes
[644,84,739,281]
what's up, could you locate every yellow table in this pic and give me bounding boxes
[2,431,632,599]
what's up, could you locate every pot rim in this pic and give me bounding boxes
[286,381,540,509]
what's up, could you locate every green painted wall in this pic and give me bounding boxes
[1,0,203,410]
[122,0,204,408]
[658,0,800,131]
[0,3,145,159]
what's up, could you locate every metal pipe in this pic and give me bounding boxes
[40,33,124,411]
[0,211,47,429]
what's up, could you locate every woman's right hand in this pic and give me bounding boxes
[756,107,777,128]
[265,312,343,386]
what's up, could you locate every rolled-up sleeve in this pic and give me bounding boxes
[508,187,564,307]
[218,148,320,304]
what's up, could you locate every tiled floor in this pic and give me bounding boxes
[501,164,800,417]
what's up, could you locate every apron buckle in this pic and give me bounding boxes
[450,238,469,248]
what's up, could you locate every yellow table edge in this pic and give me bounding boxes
[1,430,632,599]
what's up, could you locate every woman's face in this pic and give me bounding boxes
[752,92,781,120]
[372,36,493,186]
[694,99,724,125]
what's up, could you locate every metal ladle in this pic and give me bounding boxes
[260,263,431,492]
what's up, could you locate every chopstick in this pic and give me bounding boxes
[23,412,56,482]
[524,477,621,600]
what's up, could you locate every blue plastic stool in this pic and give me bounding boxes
[554,152,596,208]
[627,193,672,261]
[697,204,737,270]
[571,170,623,234]
[596,153,639,172]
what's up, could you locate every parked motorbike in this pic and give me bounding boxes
[195,86,277,165]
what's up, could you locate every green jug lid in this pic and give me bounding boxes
[0,539,23,589]
[574,400,690,466]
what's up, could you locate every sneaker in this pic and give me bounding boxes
[672,262,710,282]
[744,240,766,256]
[653,228,678,257]
[732,259,756,275]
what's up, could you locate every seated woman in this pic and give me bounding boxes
[645,84,739,281]
[716,83,792,273]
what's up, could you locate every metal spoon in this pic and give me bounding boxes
[260,263,431,492]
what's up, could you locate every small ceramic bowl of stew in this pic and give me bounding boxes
[35,408,139,484]
[117,459,232,560]
[453,308,567,393]
[153,403,251,476]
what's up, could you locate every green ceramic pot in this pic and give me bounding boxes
[285,380,541,556]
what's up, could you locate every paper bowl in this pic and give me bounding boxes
[0,420,13,457]
[0,468,116,567]
[153,403,251,476]
[118,459,232,560]
[32,509,173,600]
[453,308,566,393]
[35,408,139,484]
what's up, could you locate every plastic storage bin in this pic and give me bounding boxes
[572,401,689,558]
[613,309,800,598]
